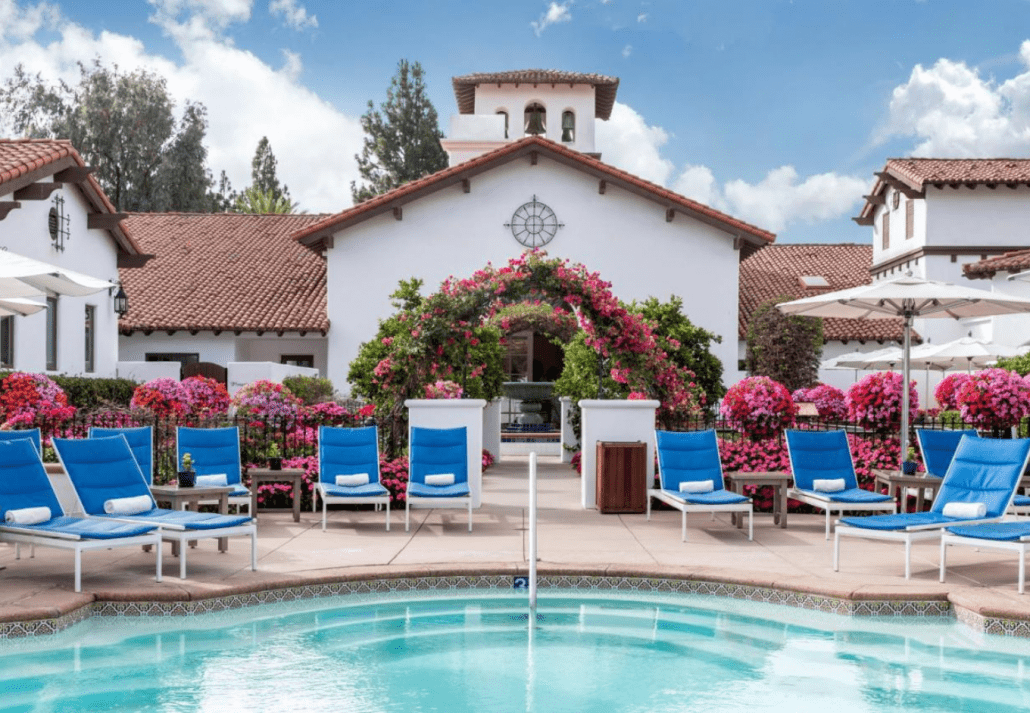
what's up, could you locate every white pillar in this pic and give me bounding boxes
[406,399,487,507]
[483,398,502,461]
[560,396,577,464]
[578,399,659,509]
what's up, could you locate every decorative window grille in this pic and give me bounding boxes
[48,194,70,252]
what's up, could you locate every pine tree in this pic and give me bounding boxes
[250,136,290,203]
[350,59,448,203]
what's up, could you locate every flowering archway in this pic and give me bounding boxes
[368,251,703,442]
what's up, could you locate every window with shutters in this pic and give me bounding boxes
[905,199,914,239]
[881,212,890,250]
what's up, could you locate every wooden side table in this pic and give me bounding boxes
[724,471,791,529]
[872,469,941,512]
[249,467,305,522]
[150,484,233,553]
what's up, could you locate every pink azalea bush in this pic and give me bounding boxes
[846,371,918,430]
[955,368,1030,429]
[424,380,464,399]
[130,378,190,418]
[231,379,303,419]
[719,376,796,440]
[934,373,971,411]
[792,383,847,420]
[180,376,230,415]
[0,372,76,427]
[482,449,496,470]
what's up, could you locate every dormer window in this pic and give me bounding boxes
[799,275,830,290]
[561,111,575,142]
[497,110,509,139]
[524,103,546,136]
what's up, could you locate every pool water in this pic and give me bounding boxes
[2,591,1030,712]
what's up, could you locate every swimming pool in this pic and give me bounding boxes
[1,591,1029,712]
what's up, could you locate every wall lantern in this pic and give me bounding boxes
[113,283,128,317]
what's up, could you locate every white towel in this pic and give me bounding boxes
[942,502,987,519]
[425,473,455,486]
[5,506,51,525]
[813,478,846,493]
[679,480,714,493]
[103,495,153,515]
[336,473,370,487]
[195,474,228,487]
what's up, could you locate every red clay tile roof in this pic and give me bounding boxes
[739,243,911,342]
[293,136,775,251]
[963,248,1030,279]
[119,213,330,334]
[453,70,620,120]
[0,138,141,255]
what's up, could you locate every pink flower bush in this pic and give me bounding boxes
[180,376,230,416]
[792,383,847,420]
[131,378,190,418]
[955,368,1030,429]
[424,380,464,399]
[0,372,76,426]
[934,373,972,411]
[846,371,918,430]
[720,376,796,440]
[482,449,496,470]
[231,380,302,419]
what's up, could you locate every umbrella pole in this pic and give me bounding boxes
[901,315,912,468]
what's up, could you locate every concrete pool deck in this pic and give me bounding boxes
[4,455,1030,636]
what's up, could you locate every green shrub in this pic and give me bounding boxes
[282,375,335,405]
[50,375,138,410]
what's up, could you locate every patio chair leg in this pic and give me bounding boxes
[180,540,187,580]
[825,510,831,540]
[14,544,20,560]
[904,539,911,580]
[748,509,753,542]
[646,496,651,521]
[74,549,82,593]
[322,498,327,532]
[939,539,947,583]
[468,500,473,533]
[251,531,257,571]
[1020,551,1026,595]
[833,530,840,572]
[405,501,410,532]
[385,501,390,532]
[682,511,687,542]
[156,539,163,583]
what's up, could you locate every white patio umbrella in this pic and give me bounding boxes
[0,250,115,297]
[0,297,45,317]
[824,346,905,371]
[917,336,1028,373]
[778,274,1030,462]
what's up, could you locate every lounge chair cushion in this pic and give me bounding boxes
[663,488,748,506]
[408,481,470,498]
[321,482,389,498]
[104,495,154,515]
[196,474,228,487]
[813,478,846,493]
[797,487,891,504]
[425,473,455,486]
[5,506,51,525]
[839,512,953,531]
[335,473,369,486]
[679,480,713,494]
[1013,494,1030,507]
[946,522,1030,541]
[96,508,252,530]
[942,502,986,519]
[6,515,156,540]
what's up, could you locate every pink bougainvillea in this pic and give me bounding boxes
[934,373,972,411]
[180,376,230,416]
[719,376,796,440]
[424,380,464,399]
[846,371,918,430]
[792,383,847,420]
[231,379,302,419]
[130,378,190,419]
[0,372,76,426]
[955,368,1030,429]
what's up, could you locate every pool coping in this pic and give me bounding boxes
[2,565,1028,640]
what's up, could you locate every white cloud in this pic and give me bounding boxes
[530,1,572,37]
[877,42,1030,156]
[0,0,362,213]
[595,102,674,185]
[636,13,647,22]
[621,44,631,58]
[0,0,59,42]
[268,0,317,30]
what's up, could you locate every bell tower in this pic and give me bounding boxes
[441,70,620,166]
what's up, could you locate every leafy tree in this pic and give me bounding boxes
[210,170,238,212]
[997,353,1030,376]
[745,297,823,393]
[350,59,448,203]
[233,185,299,214]
[250,136,290,203]
[0,60,222,212]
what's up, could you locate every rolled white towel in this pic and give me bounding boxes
[195,473,228,487]
[942,502,987,519]
[5,506,52,525]
[679,480,714,494]
[103,495,153,515]
[336,473,370,486]
[425,473,455,486]
[813,478,846,493]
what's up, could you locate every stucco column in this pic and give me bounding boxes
[483,398,502,461]
[560,396,577,464]
[405,399,487,508]
[578,399,659,509]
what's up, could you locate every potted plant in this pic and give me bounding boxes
[267,442,283,471]
[178,452,196,487]
[902,445,918,475]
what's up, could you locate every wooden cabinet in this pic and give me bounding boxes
[596,441,647,514]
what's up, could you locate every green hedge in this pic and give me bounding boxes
[51,375,139,410]
[281,375,335,405]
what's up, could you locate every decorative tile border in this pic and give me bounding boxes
[0,574,1010,640]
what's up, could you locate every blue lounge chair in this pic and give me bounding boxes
[176,426,251,514]
[53,435,257,580]
[315,425,391,531]
[0,427,42,454]
[785,429,895,539]
[406,426,472,532]
[917,429,979,479]
[0,439,162,592]
[940,521,1030,594]
[649,430,753,542]
[835,436,1030,579]
[89,426,154,484]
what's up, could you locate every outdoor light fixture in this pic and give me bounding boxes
[113,283,128,317]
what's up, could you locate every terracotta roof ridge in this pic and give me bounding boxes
[124,211,331,218]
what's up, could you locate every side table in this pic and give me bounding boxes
[724,471,791,529]
[872,469,941,512]
[249,467,305,522]
[150,484,233,553]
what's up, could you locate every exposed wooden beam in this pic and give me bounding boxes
[299,331,307,337]
[733,236,743,250]
[0,156,75,199]
[213,330,222,336]
[87,212,128,230]
[1008,183,1020,190]
[863,193,885,205]
[276,330,284,337]
[874,171,923,199]
[392,206,403,221]
[323,235,334,249]
[256,330,265,336]
[13,182,61,200]
[852,216,875,226]
[665,208,675,223]
[234,330,242,336]
[598,180,607,195]
[0,201,21,220]
[986,183,997,190]
[461,178,471,193]
[53,166,93,183]
[530,151,538,166]
[165,330,175,336]
[189,330,198,336]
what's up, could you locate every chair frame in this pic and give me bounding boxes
[940,530,1030,594]
[313,425,391,532]
[785,430,896,540]
[647,430,753,542]
[405,426,472,533]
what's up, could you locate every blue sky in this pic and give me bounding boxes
[4,0,1030,243]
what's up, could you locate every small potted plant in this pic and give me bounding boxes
[902,445,918,475]
[267,442,282,471]
[178,452,196,487]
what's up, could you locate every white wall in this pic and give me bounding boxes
[237,336,328,376]
[325,157,743,395]
[116,361,180,382]
[0,182,121,377]
[472,83,597,153]
[227,362,319,395]
[119,331,239,365]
